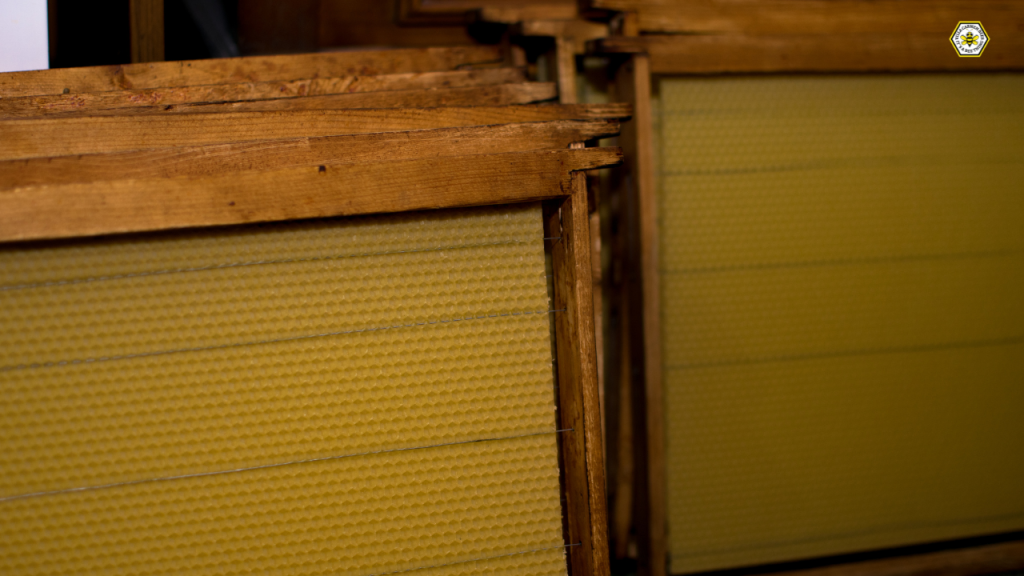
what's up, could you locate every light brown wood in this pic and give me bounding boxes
[130,0,164,63]
[0,103,632,160]
[0,68,528,118]
[0,148,622,243]
[477,4,579,23]
[545,155,611,576]
[0,46,503,98]
[554,38,579,104]
[613,54,664,576]
[113,83,557,116]
[586,0,1024,36]
[0,121,620,189]
[770,540,1024,576]
[597,34,1024,73]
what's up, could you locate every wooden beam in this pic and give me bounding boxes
[612,54,664,576]
[545,148,611,576]
[0,68,528,118]
[0,103,632,160]
[8,83,558,119]
[770,540,1024,576]
[597,34,1024,74]
[0,121,621,189]
[130,0,164,63]
[585,0,1024,36]
[554,38,579,104]
[0,148,622,243]
[477,4,579,23]
[0,46,503,98]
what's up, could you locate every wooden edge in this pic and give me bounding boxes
[0,121,623,189]
[765,539,1024,576]
[545,151,611,576]
[129,0,164,63]
[613,54,665,576]
[0,148,622,244]
[596,35,1024,74]
[0,68,529,118]
[555,39,579,104]
[0,46,504,98]
[0,104,633,161]
[581,0,1024,37]
[477,4,580,24]
[16,83,559,119]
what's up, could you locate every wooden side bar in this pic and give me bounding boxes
[546,147,612,576]
[612,54,666,576]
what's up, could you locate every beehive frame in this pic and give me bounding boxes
[0,45,625,574]
[593,4,1024,574]
[0,141,618,576]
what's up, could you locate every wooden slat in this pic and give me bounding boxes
[0,120,621,188]
[0,148,622,243]
[0,103,632,160]
[771,540,1024,576]
[0,68,528,118]
[0,46,503,98]
[555,39,578,104]
[5,83,558,119]
[597,34,1024,74]
[117,83,558,116]
[477,4,579,23]
[613,54,665,576]
[585,0,1024,36]
[545,151,611,576]
[130,0,164,63]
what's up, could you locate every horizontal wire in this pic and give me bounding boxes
[665,333,1024,371]
[365,542,580,576]
[0,239,541,293]
[0,428,573,504]
[0,308,567,374]
[661,247,1024,276]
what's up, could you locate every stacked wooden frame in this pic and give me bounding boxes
[0,47,626,576]
[587,2,1024,575]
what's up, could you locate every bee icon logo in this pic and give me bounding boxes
[950,22,989,57]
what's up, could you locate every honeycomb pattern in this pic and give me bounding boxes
[656,74,1024,573]
[0,204,568,576]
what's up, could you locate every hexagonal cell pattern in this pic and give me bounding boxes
[0,203,567,576]
[656,74,1024,573]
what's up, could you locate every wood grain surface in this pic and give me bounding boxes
[0,103,632,160]
[0,46,503,98]
[0,68,528,118]
[0,148,622,243]
[0,120,620,188]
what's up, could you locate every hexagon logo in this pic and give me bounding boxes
[950,21,989,57]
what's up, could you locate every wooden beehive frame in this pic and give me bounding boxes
[0,48,625,576]
[588,2,1024,574]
